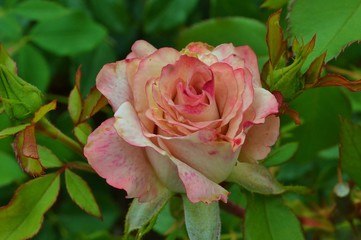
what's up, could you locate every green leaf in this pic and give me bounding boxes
[228,162,284,194]
[65,169,102,218]
[245,194,304,240]
[37,145,63,168]
[0,151,26,187]
[0,123,30,139]
[289,0,361,69]
[73,122,92,145]
[125,189,172,234]
[0,172,61,240]
[68,83,82,124]
[0,14,22,42]
[14,44,51,91]
[30,10,107,56]
[339,118,361,187]
[32,100,56,124]
[182,195,221,240]
[261,0,288,9]
[210,0,262,19]
[144,0,198,33]
[263,142,299,167]
[178,17,268,68]
[11,0,68,21]
[88,0,130,34]
[288,87,352,164]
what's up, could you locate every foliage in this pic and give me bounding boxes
[0,0,361,239]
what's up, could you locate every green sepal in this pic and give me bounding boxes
[267,36,316,101]
[227,162,284,195]
[124,189,172,238]
[182,195,221,240]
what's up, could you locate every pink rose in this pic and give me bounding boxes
[84,40,279,203]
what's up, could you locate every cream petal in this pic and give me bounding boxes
[160,130,240,183]
[238,115,280,162]
[130,40,157,58]
[96,60,133,111]
[234,46,261,87]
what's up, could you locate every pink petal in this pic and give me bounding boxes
[114,102,230,203]
[145,147,185,193]
[96,60,133,111]
[130,40,157,58]
[248,88,279,124]
[225,68,254,140]
[160,130,240,183]
[211,62,244,124]
[234,46,261,87]
[132,47,180,131]
[183,42,213,55]
[238,115,280,162]
[84,118,165,202]
[167,154,229,203]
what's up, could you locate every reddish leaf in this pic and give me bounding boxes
[80,87,108,121]
[316,74,361,91]
[266,10,287,67]
[304,52,326,86]
[13,125,44,177]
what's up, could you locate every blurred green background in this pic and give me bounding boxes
[0,0,361,239]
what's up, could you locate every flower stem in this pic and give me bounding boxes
[37,118,83,155]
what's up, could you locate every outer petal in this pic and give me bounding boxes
[234,46,261,87]
[247,87,279,124]
[114,102,229,203]
[130,40,157,58]
[238,115,280,162]
[96,60,133,111]
[84,118,165,202]
[160,130,240,183]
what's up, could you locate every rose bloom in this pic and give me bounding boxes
[84,40,279,203]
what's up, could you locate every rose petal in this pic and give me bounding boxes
[114,102,229,203]
[160,129,240,183]
[248,88,279,124]
[234,46,261,87]
[130,40,157,58]
[84,118,165,202]
[211,44,261,87]
[145,146,185,193]
[238,115,280,162]
[211,62,244,123]
[183,42,213,55]
[96,60,133,111]
[133,47,180,131]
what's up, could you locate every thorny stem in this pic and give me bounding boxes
[37,118,83,155]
